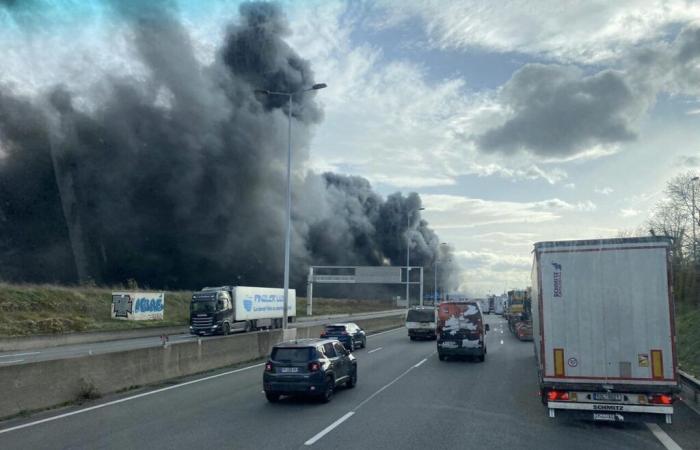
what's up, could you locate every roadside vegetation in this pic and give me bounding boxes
[0,283,396,337]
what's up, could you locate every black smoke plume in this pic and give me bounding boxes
[0,1,457,294]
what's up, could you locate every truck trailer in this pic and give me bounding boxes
[189,286,296,335]
[532,237,679,424]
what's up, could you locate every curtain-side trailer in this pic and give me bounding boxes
[532,237,679,424]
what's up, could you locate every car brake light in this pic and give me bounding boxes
[308,361,321,372]
[546,390,569,401]
[265,362,273,372]
[320,333,326,337]
[649,394,673,405]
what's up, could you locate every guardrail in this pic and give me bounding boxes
[679,369,699,405]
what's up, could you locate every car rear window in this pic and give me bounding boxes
[271,347,314,362]
[407,310,434,322]
[325,325,347,332]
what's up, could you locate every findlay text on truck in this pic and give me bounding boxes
[531,237,679,424]
[189,286,296,335]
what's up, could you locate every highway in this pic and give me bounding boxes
[1,315,698,450]
[0,309,404,366]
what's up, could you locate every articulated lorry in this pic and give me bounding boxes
[532,237,679,424]
[189,286,296,336]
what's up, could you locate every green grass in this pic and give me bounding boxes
[0,283,396,337]
[677,305,700,378]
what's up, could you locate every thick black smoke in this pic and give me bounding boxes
[0,1,457,293]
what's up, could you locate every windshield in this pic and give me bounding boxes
[271,348,314,363]
[190,301,216,314]
[324,326,347,332]
[407,310,435,322]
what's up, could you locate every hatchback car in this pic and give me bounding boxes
[320,323,366,351]
[263,338,357,403]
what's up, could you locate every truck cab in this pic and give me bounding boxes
[189,288,235,336]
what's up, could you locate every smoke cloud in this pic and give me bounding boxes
[0,1,457,293]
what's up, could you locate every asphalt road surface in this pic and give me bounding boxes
[0,309,404,366]
[1,315,698,450]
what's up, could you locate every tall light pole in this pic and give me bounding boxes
[693,176,699,263]
[434,242,447,306]
[255,83,327,330]
[406,206,425,308]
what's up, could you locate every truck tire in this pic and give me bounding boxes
[244,321,252,333]
[223,322,230,336]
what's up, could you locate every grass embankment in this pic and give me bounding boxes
[677,306,700,377]
[0,283,396,337]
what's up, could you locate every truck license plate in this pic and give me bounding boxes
[594,393,623,401]
[593,413,623,422]
[280,367,299,373]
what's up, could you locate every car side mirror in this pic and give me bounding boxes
[485,324,490,331]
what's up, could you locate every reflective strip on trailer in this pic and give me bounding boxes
[554,348,565,377]
[651,349,664,379]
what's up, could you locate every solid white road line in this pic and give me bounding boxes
[0,352,40,358]
[646,423,682,450]
[0,363,265,436]
[0,359,23,364]
[367,347,383,354]
[304,412,355,446]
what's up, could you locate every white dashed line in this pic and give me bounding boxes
[646,423,682,450]
[367,347,383,354]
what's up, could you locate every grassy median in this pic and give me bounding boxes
[0,283,396,337]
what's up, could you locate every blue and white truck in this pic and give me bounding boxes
[189,286,296,335]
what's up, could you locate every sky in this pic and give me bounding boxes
[2,0,700,295]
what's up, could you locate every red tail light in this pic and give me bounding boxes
[320,333,326,338]
[308,361,321,372]
[265,362,273,372]
[649,394,673,405]
[546,390,569,401]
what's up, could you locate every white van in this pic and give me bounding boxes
[405,306,437,340]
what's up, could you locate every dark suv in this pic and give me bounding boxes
[263,338,358,403]
[320,323,366,351]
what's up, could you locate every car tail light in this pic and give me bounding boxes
[341,331,348,335]
[308,361,321,372]
[265,362,273,372]
[320,333,326,338]
[649,394,673,405]
[546,390,569,401]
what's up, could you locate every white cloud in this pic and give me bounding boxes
[595,186,614,195]
[373,0,700,64]
[620,208,640,218]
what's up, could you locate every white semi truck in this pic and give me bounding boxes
[532,237,679,424]
[189,286,296,335]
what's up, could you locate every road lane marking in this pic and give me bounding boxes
[0,359,23,364]
[0,362,265,435]
[304,352,434,446]
[304,412,355,446]
[0,352,40,358]
[367,347,383,354]
[646,423,682,450]
[500,340,504,345]
[367,327,403,338]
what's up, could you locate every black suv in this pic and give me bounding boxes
[320,323,367,351]
[263,338,358,403]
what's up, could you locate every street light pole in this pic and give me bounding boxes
[406,207,425,308]
[254,83,326,330]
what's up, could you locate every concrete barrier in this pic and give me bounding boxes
[0,326,188,352]
[0,315,404,419]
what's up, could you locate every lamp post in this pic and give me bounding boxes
[406,207,425,308]
[693,176,699,263]
[434,243,447,306]
[254,83,327,329]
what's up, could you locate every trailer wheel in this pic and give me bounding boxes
[244,321,252,333]
[223,322,230,336]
